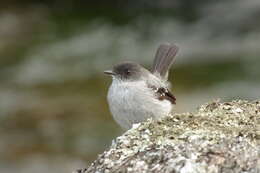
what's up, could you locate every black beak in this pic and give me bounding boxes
[104,70,115,75]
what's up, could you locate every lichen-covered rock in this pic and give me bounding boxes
[77,100,260,173]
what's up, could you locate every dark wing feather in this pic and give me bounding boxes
[151,43,179,80]
[157,87,176,104]
[148,85,176,104]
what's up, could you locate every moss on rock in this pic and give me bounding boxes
[78,100,260,173]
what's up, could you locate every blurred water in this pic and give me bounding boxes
[0,0,260,172]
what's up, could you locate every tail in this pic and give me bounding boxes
[151,43,179,80]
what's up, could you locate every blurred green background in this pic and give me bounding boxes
[0,0,260,172]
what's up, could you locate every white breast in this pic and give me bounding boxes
[107,78,173,129]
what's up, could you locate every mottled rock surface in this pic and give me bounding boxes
[78,100,260,173]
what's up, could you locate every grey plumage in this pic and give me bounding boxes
[151,43,179,80]
[104,43,179,129]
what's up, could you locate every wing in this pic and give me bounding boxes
[151,43,179,80]
[156,87,176,104]
[148,85,176,104]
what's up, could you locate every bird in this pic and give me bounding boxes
[104,43,179,130]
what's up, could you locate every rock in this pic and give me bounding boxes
[77,100,260,173]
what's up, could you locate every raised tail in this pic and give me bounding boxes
[151,43,179,80]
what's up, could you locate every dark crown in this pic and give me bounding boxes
[113,62,146,80]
